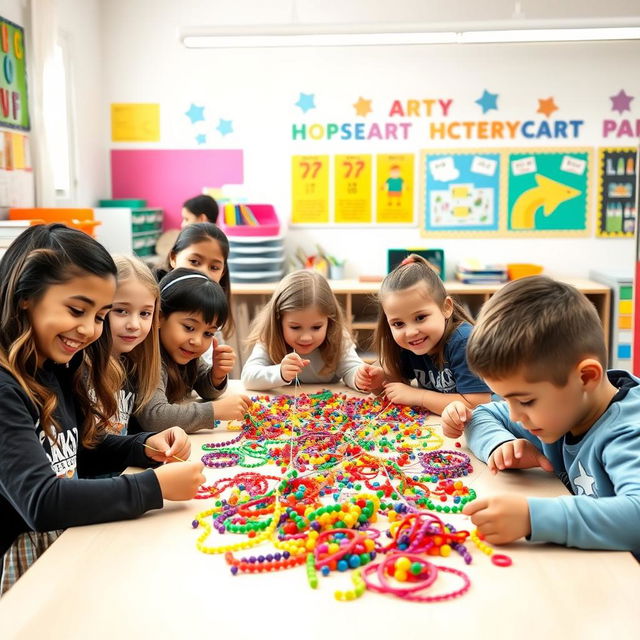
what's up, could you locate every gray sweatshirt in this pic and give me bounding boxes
[136,359,226,433]
[241,342,364,391]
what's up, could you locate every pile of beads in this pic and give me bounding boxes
[470,528,513,567]
[362,553,471,602]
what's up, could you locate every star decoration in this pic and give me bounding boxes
[353,97,372,117]
[185,103,205,124]
[573,461,596,496]
[475,90,499,114]
[195,133,207,145]
[610,89,634,115]
[295,93,316,113]
[216,119,233,136]
[537,97,558,118]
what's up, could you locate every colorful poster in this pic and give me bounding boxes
[422,150,501,234]
[506,148,590,235]
[111,103,160,142]
[376,153,414,224]
[291,155,329,224]
[0,17,29,130]
[335,154,372,224]
[597,148,637,237]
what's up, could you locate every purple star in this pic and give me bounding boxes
[610,90,634,115]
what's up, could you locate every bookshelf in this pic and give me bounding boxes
[230,278,612,368]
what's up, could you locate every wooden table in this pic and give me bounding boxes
[0,383,637,640]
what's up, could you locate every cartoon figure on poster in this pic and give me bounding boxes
[382,165,404,204]
[506,150,590,233]
[424,152,500,232]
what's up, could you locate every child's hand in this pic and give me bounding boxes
[211,338,236,386]
[280,352,310,383]
[463,494,531,544]
[145,427,191,463]
[355,364,385,392]
[383,381,423,406]
[441,401,473,438]
[213,394,251,421]
[154,461,205,501]
[488,439,554,475]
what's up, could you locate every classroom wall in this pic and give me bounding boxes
[99,1,640,277]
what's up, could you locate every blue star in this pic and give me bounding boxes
[185,103,205,124]
[475,90,499,114]
[195,133,207,145]
[295,93,316,113]
[216,119,233,136]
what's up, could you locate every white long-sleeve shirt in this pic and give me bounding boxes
[241,342,364,392]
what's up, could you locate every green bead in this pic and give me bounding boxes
[410,562,422,575]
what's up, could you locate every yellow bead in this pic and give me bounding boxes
[440,544,451,557]
[395,556,411,571]
[395,569,408,582]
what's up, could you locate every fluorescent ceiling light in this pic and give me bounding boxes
[182,26,640,48]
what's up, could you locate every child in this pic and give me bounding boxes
[108,255,161,435]
[441,276,640,552]
[180,194,219,227]
[0,224,204,593]
[136,268,250,433]
[241,270,367,391]
[357,255,491,414]
[158,222,235,371]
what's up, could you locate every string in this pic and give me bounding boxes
[144,443,187,463]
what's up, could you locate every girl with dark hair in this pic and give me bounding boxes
[157,222,236,379]
[0,224,204,594]
[136,268,250,433]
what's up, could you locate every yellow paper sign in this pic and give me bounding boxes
[11,133,25,170]
[376,153,414,223]
[291,155,329,224]
[111,103,160,142]
[335,154,372,224]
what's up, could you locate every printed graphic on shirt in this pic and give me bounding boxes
[413,367,456,392]
[38,421,78,478]
[108,389,135,435]
[573,461,597,496]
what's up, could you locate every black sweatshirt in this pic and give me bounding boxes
[0,355,164,558]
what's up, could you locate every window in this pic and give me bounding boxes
[43,34,75,201]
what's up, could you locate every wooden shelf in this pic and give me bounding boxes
[230,277,612,365]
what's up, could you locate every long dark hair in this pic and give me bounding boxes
[157,222,234,337]
[375,254,474,379]
[159,268,229,402]
[183,195,219,224]
[0,223,121,447]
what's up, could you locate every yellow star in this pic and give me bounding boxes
[353,97,372,117]
[537,97,558,118]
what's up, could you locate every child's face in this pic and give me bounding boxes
[159,310,217,365]
[485,370,589,442]
[25,274,116,365]
[281,306,328,355]
[109,277,156,356]
[170,239,225,284]
[382,284,452,356]
[180,208,207,228]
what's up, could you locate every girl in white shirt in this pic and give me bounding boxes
[241,270,368,391]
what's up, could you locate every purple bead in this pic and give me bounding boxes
[230,566,239,575]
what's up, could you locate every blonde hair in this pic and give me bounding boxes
[467,275,607,386]
[375,254,474,379]
[112,255,161,411]
[246,270,350,375]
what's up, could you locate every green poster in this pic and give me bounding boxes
[506,149,590,234]
[0,17,30,130]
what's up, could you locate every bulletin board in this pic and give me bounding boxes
[422,149,502,235]
[596,147,637,238]
[506,148,591,236]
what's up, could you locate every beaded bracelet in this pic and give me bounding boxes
[201,450,241,468]
[419,449,473,479]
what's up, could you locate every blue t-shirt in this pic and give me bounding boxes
[399,322,490,394]
[466,370,640,552]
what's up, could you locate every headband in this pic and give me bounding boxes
[160,273,209,293]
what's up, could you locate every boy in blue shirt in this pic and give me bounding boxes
[442,276,640,552]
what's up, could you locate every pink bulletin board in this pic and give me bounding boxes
[110,149,244,228]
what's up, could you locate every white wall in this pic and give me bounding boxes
[97,0,640,278]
